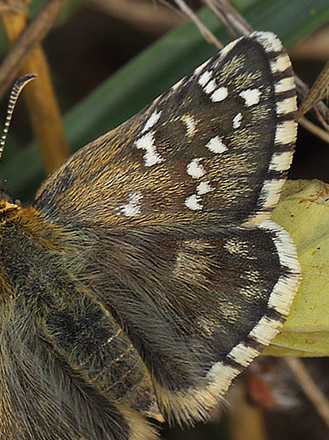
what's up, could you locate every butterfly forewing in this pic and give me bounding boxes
[34,32,297,229]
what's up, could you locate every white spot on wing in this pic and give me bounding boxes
[275,121,297,145]
[260,179,286,210]
[270,53,291,74]
[206,135,227,153]
[119,192,143,217]
[187,158,206,179]
[185,194,203,210]
[233,112,242,129]
[275,77,295,94]
[239,88,261,106]
[276,96,297,116]
[249,316,280,344]
[269,151,293,172]
[211,86,228,102]
[142,110,162,133]
[228,343,260,367]
[185,179,214,212]
[196,181,214,195]
[198,70,212,87]
[204,79,217,94]
[135,131,163,167]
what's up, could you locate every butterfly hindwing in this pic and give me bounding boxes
[69,220,299,423]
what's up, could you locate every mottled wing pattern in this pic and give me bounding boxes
[31,32,301,431]
[35,32,297,229]
[69,223,299,424]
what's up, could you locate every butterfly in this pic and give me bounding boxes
[0,31,300,439]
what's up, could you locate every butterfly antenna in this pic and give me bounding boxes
[0,73,37,161]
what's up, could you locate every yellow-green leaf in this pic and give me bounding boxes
[266,179,329,357]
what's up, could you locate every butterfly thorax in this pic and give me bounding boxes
[0,203,68,296]
[0,201,19,225]
[0,189,19,222]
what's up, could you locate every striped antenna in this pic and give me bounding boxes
[0,73,37,160]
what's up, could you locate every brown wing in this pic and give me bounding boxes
[34,32,297,229]
[72,222,299,423]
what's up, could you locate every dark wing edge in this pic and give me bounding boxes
[242,32,297,226]
[151,221,301,424]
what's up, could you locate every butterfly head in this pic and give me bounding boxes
[0,75,36,221]
[0,186,19,223]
